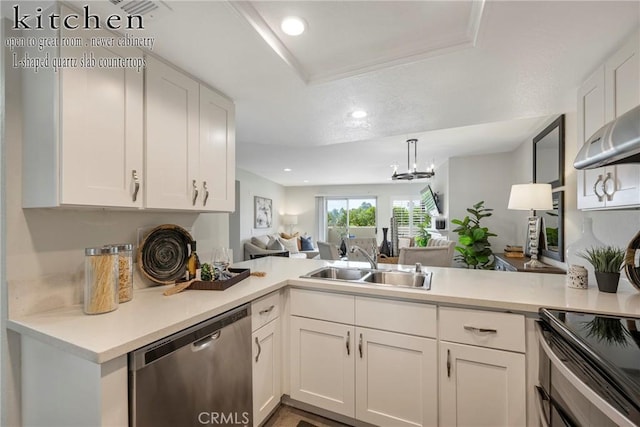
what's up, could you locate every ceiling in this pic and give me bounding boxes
[40,1,640,186]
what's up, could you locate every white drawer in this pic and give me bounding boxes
[355,296,437,338]
[439,307,525,353]
[251,291,280,332]
[290,288,354,324]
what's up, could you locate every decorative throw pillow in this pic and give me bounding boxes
[300,235,314,251]
[280,232,299,240]
[279,236,299,254]
[251,236,269,250]
[267,235,285,251]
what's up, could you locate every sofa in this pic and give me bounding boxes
[398,238,456,267]
[243,233,319,260]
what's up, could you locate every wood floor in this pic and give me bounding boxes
[263,404,352,427]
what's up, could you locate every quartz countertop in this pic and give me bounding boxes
[8,257,640,364]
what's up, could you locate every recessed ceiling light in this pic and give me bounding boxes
[283,168,292,172]
[351,110,367,119]
[281,16,306,36]
[303,180,309,183]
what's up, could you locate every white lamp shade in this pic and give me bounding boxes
[281,214,298,225]
[508,183,553,211]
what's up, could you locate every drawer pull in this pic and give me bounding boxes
[259,305,275,315]
[464,325,498,334]
[358,333,363,358]
[447,349,451,378]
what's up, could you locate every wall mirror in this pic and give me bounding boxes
[533,115,565,188]
[540,191,564,262]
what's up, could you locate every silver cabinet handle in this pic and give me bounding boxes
[191,180,198,206]
[447,349,451,378]
[132,170,140,202]
[593,174,605,202]
[346,331,350,356]
[602,172,614,201]
[464,325,498,334]
[259,305,275,315]
[358,333,363,358]
[255,336,261,363]
[202,181,209,206]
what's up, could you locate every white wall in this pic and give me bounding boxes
[235,169,286,260]
[284,181,426,244]
[448,152,518,256]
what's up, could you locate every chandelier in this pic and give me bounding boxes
[391,138,435,180]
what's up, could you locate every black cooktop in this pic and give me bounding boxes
[541,309,640,407]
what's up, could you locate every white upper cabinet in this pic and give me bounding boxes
[145,56,200,210]
[199,86,236,212]
[577,32,640,210]
[145,56,235,212]
[22,5,143,208]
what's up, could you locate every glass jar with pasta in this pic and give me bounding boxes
[84,246,119,314]
[109,243,134,303]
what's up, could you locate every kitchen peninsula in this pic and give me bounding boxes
[8,257,640,427]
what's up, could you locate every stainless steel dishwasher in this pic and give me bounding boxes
[129,304,252,427]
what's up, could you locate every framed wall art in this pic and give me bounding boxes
[254,196,273,229]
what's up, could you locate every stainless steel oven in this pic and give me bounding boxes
[537,309,640,427]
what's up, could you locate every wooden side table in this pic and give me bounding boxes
[494,253,565,274]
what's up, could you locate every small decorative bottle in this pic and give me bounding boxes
[565,217,604,287]
[380,227,391,256]
[187,241,201,280]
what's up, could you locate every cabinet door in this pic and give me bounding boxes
[576,66,607,210]
[440,342,526,427]
[145,56,199,210]
[252,319,281,427]
[199,86,235,212]
[290,317,355,417]
[59,25,143,207]
[355,327,437,427]
[604,37,640,208]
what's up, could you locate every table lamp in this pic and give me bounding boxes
[281,214,298,235]
[508,183,553,269]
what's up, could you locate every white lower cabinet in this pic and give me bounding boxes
[438,307,527,427]
[439,342,526,427]
[252,318,281,427]
[356,327,437,427]
[290,316,356,417]
[289,290,438,426]
[252,291,282,427]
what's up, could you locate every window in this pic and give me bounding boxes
[326,197,376,244]
[391,197,428,236]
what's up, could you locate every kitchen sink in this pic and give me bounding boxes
[305,267,372,281]
[363,270,430,288]
[301,266,431,290]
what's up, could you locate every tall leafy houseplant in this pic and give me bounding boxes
[414,216,432,247]
[451,201,497,269]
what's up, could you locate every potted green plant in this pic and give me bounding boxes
[414,216,432,247]
[578,246,625,293]
[451,201,497,269]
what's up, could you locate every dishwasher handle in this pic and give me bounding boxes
[192,331,221,352]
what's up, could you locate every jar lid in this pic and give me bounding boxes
[108,243,133,251]
[85,246,118,256]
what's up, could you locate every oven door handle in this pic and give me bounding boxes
[535,386,551,427]
[536,322,636,427]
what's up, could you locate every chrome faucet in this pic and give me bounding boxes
[350,245,378,269]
